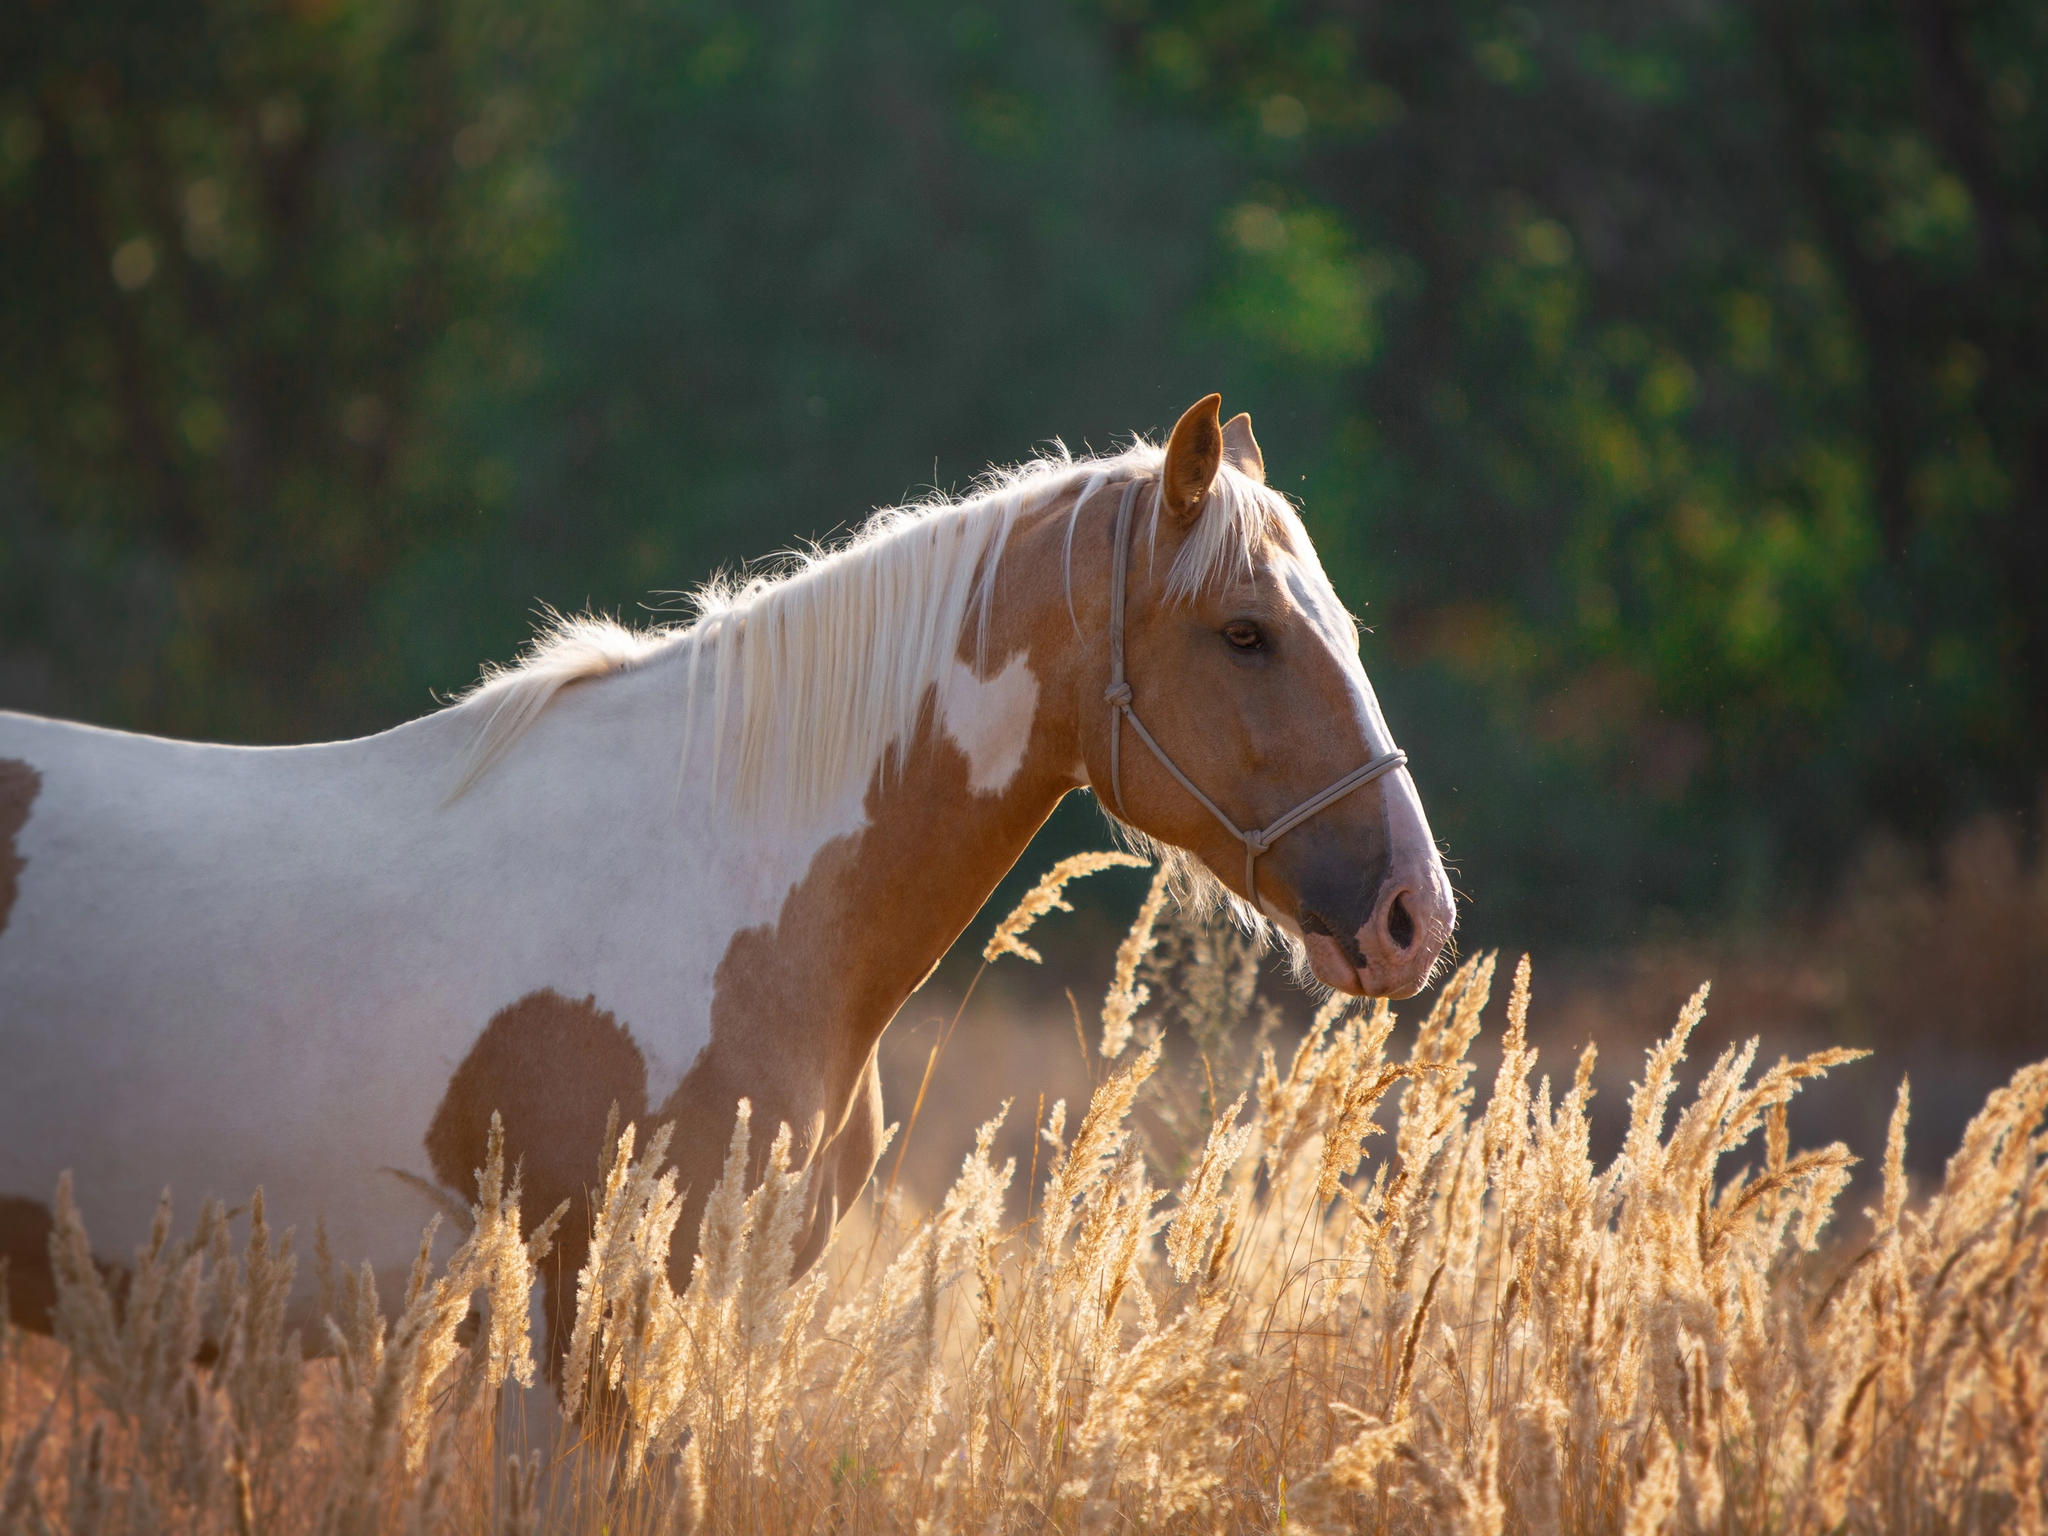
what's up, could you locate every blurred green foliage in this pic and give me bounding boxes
[1112,0,2048,944]
[2,0,2043,950]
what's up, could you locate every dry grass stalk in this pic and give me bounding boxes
[1099,862,1172,1059]
[981,851,1147,965]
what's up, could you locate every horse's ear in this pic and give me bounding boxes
[1161,393,1224,524]
[1221,412,1264,483]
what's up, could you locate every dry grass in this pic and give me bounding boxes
[1536,812,2048,1052]
[4,863,2046,1533]
[1527,808,2048,1182]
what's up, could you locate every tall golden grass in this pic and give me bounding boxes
[4,861,2045,1534]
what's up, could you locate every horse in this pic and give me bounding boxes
[0,394,1455,1360]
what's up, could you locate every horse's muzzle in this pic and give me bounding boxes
[1301,867,1453,999]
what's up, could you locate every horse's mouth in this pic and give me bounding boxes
[1301,912,1366,995]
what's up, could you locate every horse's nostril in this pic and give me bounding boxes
[1386,891,1416,951]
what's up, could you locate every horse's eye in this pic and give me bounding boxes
[1223,621,1265,651]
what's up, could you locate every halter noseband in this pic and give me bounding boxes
[1102,478,1409,904]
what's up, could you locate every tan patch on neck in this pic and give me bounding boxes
[612,486,1093,1297]
[0,759,40,935]
[653,679,1077,1286]
[425,989,650,1366]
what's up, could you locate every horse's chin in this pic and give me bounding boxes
[1304,934,1366,996]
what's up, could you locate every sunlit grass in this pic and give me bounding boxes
[4,866,2044,1533]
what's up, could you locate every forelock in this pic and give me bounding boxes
[1155,461,1295,603]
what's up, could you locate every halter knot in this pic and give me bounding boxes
[1103,682,1133,707]
[1243,831,1273,856]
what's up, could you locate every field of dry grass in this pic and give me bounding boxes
[4,857,2046,1534]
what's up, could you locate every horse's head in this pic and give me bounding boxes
[1080,394,1455,998]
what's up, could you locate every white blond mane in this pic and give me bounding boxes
[449,439,1297,818]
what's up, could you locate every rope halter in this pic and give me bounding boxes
[1101,477,1409,904]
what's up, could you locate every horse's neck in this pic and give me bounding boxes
[438,627,1072,1063]
[677,650,1076,1088]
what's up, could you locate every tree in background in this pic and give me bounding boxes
[1,0,1229,744]
[1105,0,2046,933]
[0,0,584,739]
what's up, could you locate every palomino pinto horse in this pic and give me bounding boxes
[0,395,1454,1357]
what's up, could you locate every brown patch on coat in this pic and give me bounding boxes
[650,499,1104,1287]
[426,989,649,1367]
[0,758,40,935]
[0,1196,58,1332]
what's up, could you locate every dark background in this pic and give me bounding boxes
[5,0,2045,1161]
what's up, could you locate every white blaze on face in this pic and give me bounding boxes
[940,652,1039,795]
[1275,530,1451,912]
[1279,551,1396,760]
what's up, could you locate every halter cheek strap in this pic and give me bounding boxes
[1103,478,1409,903]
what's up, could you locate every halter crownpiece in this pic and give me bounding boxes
[1103,477,1409,903]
